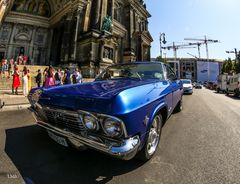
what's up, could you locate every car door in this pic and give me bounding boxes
[165,64,182,111]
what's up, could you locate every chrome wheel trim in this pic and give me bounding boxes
[147,115,161,156]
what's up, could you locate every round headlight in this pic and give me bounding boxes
[31,89,42,104]
[83,115,99,131]
[102,118,123,137]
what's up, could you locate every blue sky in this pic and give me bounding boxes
[146,0,240,60]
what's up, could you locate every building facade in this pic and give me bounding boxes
[0,0,153,76]
[164,58,224,81]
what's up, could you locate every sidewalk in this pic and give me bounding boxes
[0,90,30,112]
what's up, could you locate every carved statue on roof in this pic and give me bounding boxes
[102,16,112,33]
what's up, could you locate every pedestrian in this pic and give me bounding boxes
[3,59,7,78]
[72,68,82,84]
[0,59,2,78]
[35,69,42,88]
[8,60,12,79]
[45,66,55,86]
[63,67,71,85]
[12,66,20,95]
[42,67,48,87]
[22,66,28,96]
[54,70,61,85]
[23,55,27,65]
[27,69,32,92]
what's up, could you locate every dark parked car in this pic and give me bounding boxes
[28,62,183,161]
[195,83,202,89]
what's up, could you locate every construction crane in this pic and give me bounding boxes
[187,52,198,59]
[162,42,196,59]
[187,42,204,58]
[184,36,219,61]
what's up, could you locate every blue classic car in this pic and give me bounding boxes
[28,62,183,161]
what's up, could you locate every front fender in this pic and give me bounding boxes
[149,102,168,126]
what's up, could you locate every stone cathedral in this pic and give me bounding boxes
[0,0,153,76]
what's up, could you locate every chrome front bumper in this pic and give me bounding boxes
[30,108,140,160]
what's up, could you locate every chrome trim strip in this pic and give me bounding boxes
[37,121,140,160]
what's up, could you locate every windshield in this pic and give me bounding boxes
[96,63,164,80]
[181,80,191,84]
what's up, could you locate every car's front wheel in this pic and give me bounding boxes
[174,98,183,113]
[138,114,163,161]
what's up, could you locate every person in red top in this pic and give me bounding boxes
[23,55,27,65]
[12,66,20,95]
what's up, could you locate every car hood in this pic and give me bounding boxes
[41,79,156,99]
[38,79,169,114]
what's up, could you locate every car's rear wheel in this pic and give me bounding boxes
[234,89,239,97]
[138,114,163,161]
[226,89,229,96]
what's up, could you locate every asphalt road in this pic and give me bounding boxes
[1,88,240,184]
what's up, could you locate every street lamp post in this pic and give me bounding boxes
[159,33,167,58]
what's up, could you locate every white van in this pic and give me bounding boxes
[226,74,240,96]
[217,74,228,93]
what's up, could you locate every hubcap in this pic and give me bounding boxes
[147,115,161,155]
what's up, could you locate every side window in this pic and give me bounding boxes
[166,65,177,80]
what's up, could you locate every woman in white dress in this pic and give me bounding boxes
[22,66,28,96]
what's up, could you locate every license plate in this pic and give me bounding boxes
[48,131,68,147]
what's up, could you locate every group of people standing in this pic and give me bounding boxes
[0,59,15,79]
[35,67,83,88]
[12,66,31,96]
[10,65,83,96]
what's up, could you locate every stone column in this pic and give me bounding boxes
[114,45,118,64]
[47,29,53,65]
[99,40,104,62]
[91,0,101,29]
[29,26,37,65]
[100,0,107,30]
[72,9,81,61]
[7,23,16,59]
[83,1,92,32]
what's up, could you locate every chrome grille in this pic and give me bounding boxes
[43,108,85,134]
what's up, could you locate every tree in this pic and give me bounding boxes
[155,56,166,63]
[234,60,240,74]
[222,58,233,74]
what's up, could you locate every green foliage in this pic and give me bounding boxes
[234,60,240,73]
[222,58,240,74]
[155,56,166,63]
[222,58,234,74]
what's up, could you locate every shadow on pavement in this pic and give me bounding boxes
[225,95,240,100]
[5,125,144,184]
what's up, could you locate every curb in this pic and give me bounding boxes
[0,104,30,112]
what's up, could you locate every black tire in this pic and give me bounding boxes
[234,89,239,97]
[137,114,163,161]
[174,98,183,113]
